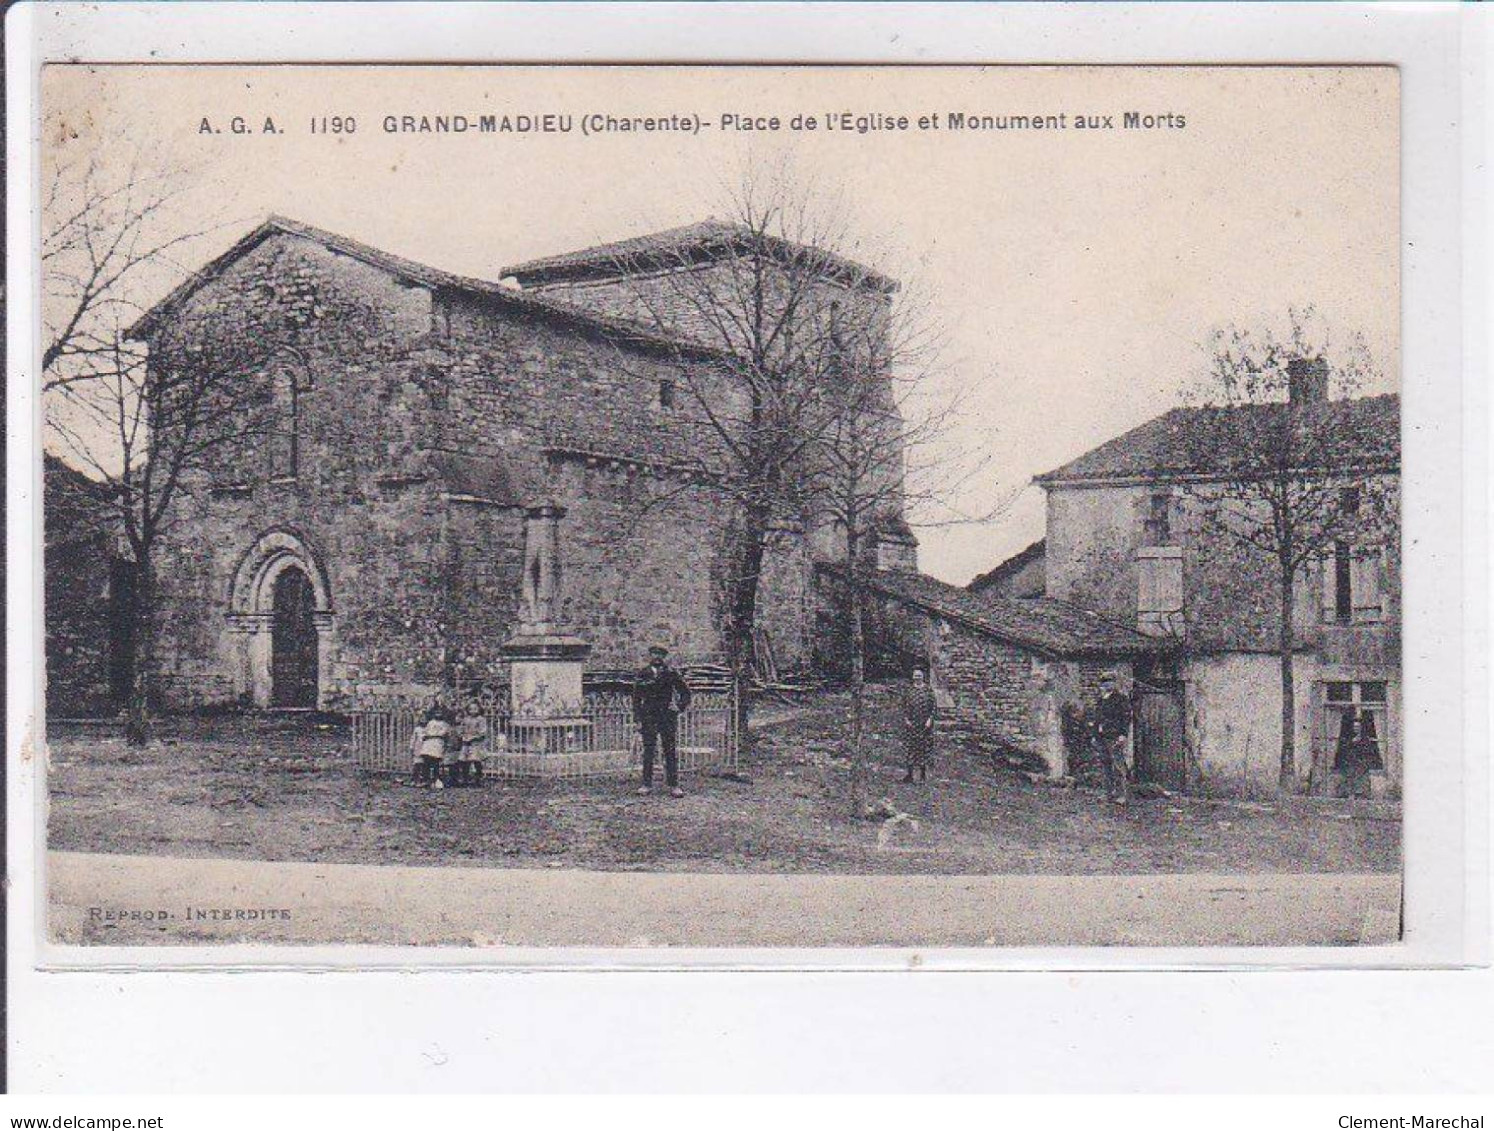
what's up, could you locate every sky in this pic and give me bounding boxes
[42,64,1399,584]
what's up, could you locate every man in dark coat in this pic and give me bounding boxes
[1093,671,1133,805]
[632,645,692,797]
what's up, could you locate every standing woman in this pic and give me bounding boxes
[1093,671,1133,806]
[901,666,938,784]
[1340,711,1384,798]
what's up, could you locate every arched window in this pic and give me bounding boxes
[270,367,300,480]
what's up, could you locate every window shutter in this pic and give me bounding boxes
[1321,556,1338,622]
[1138,557,1157,612]
[1351,546,1383,619]
[1136,546,1182,636]
[1378,548,1391,618]
[1136,547,1181,614]
[1159,557,1182,612]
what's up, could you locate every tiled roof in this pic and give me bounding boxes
[503,219,899,294]
[1035,395,1400,485]
[126,216,725,362]
[966,538,1045,593]
[847,566,1165,658]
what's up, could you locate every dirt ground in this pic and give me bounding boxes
[46,687,1401,875]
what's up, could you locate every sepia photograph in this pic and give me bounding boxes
[35,63,1403,950]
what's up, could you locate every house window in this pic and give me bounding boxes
[658,379,676,409]
[1322,680,1388,771]
[1325,541,1385,624]
[1340,486,1361,516]
[1144,492,1172,545]
[270,368,300,480]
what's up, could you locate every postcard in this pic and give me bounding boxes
[36,63,1402,949]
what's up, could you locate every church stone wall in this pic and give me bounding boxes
[143,231,817,709]
[148,231,457,708]
[441,501,527,690]
[153,480,458,708]
[438,292,813,672]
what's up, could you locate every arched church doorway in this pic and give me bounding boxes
[228,529,333,710]
[270,565,319,708]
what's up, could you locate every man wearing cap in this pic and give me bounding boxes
[1093,670,1133,806]
[631,645,692,797]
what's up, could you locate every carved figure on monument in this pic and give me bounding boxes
[518,503,566,636]
[502,503,592,730]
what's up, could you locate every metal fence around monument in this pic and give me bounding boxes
[349,681,739,781]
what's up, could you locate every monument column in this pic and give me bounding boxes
[501,503,592,747]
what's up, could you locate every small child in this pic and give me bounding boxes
[410,699,453,788]
[455,698,490,787]
[444,707,465,786]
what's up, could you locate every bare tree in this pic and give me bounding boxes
[600,162,913,743]
[42,140,256,743]
[803,301,989,817]
[46,322,282,744]
[42,147,219,389]
[1179,307,1396,792]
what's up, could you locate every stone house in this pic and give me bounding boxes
[839,566,1164,779]
[125,216,899,711]
[814,552,1162,781]
[1007,378,1400,796]
[43,455,136,716]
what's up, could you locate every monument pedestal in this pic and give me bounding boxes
[502,633,593,754]
[505,634,590,712]
[501,502,595,756]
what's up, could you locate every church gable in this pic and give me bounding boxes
[136,225,437,358]
[132,216,725,367]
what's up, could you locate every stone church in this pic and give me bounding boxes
[127,216,908,710]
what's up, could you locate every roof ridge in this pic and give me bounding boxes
[831,563,1161,657]
[1034,392,1401,486]
[965,537,1045,590]
[502,218,899,293]
[125,214,732,364]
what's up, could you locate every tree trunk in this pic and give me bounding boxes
[723,505,771,754]
[847,564,868,820]
[124,557,156,747]
[1278,560,1298,793]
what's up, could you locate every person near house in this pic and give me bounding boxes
[1060,700,1091,778]
[631,645,691,798]
[901,666,938,784]
[1094,671,1133,806]
[455,696,490,787]
[1335,711,1384,798]
[410,697,454,789]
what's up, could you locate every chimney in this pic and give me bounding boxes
[871,516,919,574]
[1287,356,1330,406]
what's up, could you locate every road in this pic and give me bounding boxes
[47,851,1401,949]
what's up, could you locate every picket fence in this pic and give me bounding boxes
[350,687,739,781]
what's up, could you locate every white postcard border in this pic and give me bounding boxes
[5,0,1489,1093]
